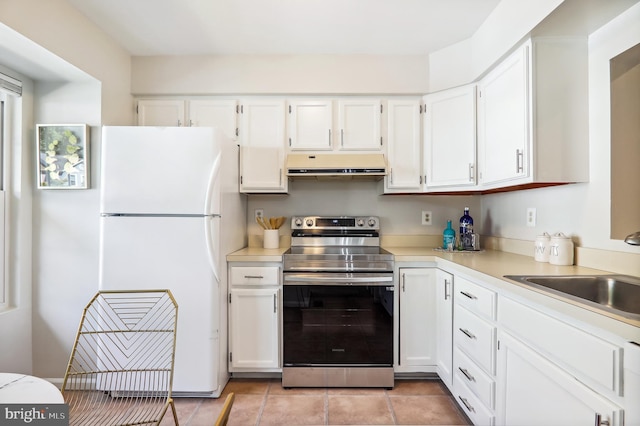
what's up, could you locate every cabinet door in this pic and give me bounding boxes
[189,100,237,140]
[229,288,279,370]
[398,268,437,371]
[478,42,530,186]
[385,100,422,192]
[288,100,333,150]
[435,269,454,389]
[424,85,476,190]
[137,100,185,126]
[496,331,622,426]
[239,100,287,192]
[337,99,382,151]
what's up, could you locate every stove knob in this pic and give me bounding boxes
[293,217,303,228]
[305,218,314,227]
[356,218,365,227]
[368,217,377,227]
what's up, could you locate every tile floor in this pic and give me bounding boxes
[160,378,471,425]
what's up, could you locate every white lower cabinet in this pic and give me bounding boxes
[496,330,622,426]
[435,269,453,388]
[228,265,281,372]
[452,276,497,425]
[397,268,437,372]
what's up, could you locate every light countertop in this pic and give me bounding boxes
[227,245,640,339]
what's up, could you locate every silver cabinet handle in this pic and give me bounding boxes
[328,129,332,146]
[595,413,610,426]
[458,396,475,413]
[460,291,477,300]
[468,163,474,182]
[459,328,476,339]
[390,168,393,184]
[177,119,182,127]
[401,273,406,292]
[444,279,451,300]
[273,294,277,313]
[516,149,524,173]
[341,129,344,146]
[244,275,264,279]
[458,367,475,382]
[279,168,282,186]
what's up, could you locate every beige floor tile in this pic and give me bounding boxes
[259,395,326,425]
[389,395,467,425]
[222,378,271,396]
[328,395,394,425]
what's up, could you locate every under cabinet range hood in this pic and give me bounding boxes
[285,153,387,180]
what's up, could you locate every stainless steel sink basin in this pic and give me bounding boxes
[504,274,640,320]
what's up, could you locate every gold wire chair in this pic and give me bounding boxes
[214,392,235,426]
[62,290,179,426]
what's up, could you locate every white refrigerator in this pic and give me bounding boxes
[99,126,246,397]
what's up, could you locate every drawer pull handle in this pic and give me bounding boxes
[460,291,477,300]
[458,396,475,413]
[459,328,476,339]
[595,413,610,426]
[459,367,476,382]
[244,275,264,279]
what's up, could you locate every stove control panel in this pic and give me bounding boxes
[291,216,380,230]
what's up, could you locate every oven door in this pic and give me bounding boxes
[282,272,394,367]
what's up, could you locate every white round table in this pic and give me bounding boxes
[0,373,64,403]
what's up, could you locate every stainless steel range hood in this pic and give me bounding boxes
[285,153,387,180]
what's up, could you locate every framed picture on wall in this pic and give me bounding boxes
[37,124,90,189]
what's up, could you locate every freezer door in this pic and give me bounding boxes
[99,215,221,393]
[100,126,222,215]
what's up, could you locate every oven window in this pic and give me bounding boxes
[283,285,393,366]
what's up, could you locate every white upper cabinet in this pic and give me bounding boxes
[424,85,477,190]
[137,100,186,127]
[189,100,238,140]
[477,38,589,190]
[477,43,530,187]
[384,100,422,192]
[239,100,287,193]
[337,99,382,151]
[137,99,238,140]
[288,100,333,150]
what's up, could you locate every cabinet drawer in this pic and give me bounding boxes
[454,347,495,409]
[453,374,495,426]
[455,276,496,320]
[230,266,280,285]
[455,305,496,374]
[499,296,622,395]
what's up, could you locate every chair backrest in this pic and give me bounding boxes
[214,392,235,426]
[62,290,178,425]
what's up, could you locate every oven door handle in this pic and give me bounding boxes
[283,273,393,286]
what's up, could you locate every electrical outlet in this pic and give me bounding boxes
[421,211,432,226]
[526,207,536,227]
[254,209,264,221]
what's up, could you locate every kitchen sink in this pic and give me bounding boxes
[504,274,640,320]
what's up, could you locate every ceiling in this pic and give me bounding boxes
[65,0,502,56]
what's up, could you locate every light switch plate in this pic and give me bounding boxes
[422,211,432,226]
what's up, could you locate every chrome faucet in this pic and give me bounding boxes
[625,231,640,245]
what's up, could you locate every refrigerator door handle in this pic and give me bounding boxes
[205,215,221,285]
[204,148,222,215]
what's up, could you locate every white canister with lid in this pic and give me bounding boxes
[549,232,574,265]
[534,232,551,262]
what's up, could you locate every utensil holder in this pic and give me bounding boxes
[263,229,279,249]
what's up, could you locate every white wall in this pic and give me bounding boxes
[0,0,132,376]
[481,3,640,255]
[132,55,429,95]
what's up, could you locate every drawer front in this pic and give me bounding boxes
[453,374,495,426]
[455,276,497,320]
[499,296,622,395]
[454,347,495,409]
[230,266,280,286]
[455,305,496,374]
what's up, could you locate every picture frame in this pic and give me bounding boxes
[37,124,90,189]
